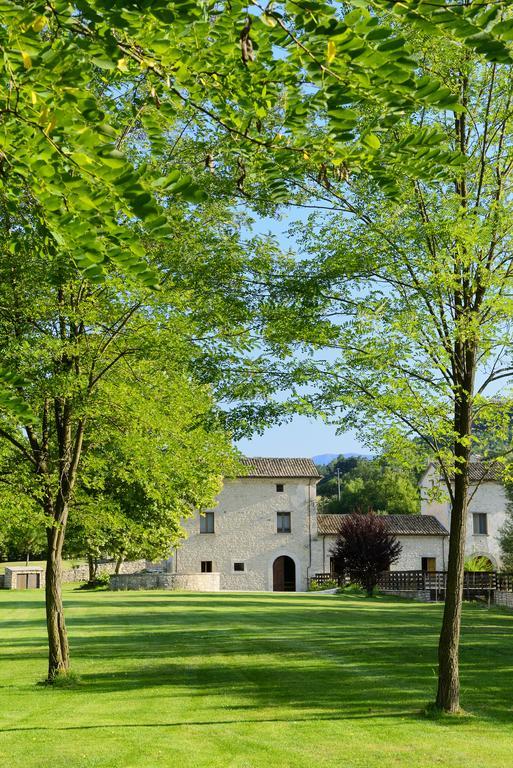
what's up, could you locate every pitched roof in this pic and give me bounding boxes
[317,513,448,537]
[422,460,504,484]
[466,461,503,483]
[240,457,320,479]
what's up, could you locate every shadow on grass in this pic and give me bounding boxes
[5,591,513,725]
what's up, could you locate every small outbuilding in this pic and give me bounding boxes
[315,514,449,573]
[4,566,44,589]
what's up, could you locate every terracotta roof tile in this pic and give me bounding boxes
[240,457,320,479]
[317,513,448,536]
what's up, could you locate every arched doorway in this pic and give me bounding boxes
[273,556,296,592]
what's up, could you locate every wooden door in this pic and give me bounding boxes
[273,557,285,591]
[27,573,39,588]
[17,574,28,589]
[273,556,296,592]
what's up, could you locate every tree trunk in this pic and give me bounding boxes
[436,380,473,712]
[45,525,70,681]
[87,554,95,583]
[115,555,124,575]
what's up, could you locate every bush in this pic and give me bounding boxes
[78,570,111,590]
[331,512,402,596]
[464,555,493,572]
[309,578,339,591]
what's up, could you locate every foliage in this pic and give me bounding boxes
[1,1,513,419]
[464,556,494,573]
[309,577,339,591]
[330,512,402,596]
[318,457,420,515]
[77,571,110,590]
[498,483,513,571]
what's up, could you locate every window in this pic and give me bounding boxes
[473,513,488,535]
[201,561,212,573]
[233,561,245,572]
[276,483,284,492]
[422,557,437,573]
[200,511,215,534]
[277,511,291,533]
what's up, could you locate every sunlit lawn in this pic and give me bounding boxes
[2,588,513,768]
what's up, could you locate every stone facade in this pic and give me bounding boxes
[494,591,513,609]
[420,463,507,568]
[4,566,45,589]
[169,458,449,592]
[61,559,148,582]
[169,469,319,592]
[312,532,448,574]
[110,571,220,591]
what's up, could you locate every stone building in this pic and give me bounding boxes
[168,458,320,592]
[314,514,448,574]
[168,457,449,591]
[419,461,507,568]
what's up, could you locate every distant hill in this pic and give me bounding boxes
[313,452,372,465]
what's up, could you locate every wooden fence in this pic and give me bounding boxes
[377,570,513,593]
[310,570,513,597]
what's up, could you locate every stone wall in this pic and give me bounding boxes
[494,590,513,609]
[4,567,45,589]
[420,464,506,568]
[62,559,147,583]
[109,571,220,592]
[314,534,448,573]
[170,476,317,591]
[381,589,432,602]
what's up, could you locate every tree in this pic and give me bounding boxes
[498,478,513,570]
[318,457,420,515]
[261,18,513,712]
[0,196,255,680]
[330,512,402,596]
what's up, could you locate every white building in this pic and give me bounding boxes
[315,514,448,574]
[168,457,449,591]
[420,461,507,568]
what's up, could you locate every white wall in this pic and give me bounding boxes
[311,534,447,573]
[420,464,507,567]
[170,477,318,591]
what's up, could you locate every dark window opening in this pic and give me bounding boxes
[277,511,291,533]
[473,513,488,535]
[201,561,213,573]
[421,557,436,572]
[276,483,284,492]
[234,562,245,572]
[200,511,215,534]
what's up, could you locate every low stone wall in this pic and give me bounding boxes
[109,571,221,592]
[381,589,432,602]
[62,559,148,583]
[494,590,513,609]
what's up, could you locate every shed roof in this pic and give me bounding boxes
[317,513,449,537]
[240,457,320,479]
[466,461,503,482]
[422,460,504,484]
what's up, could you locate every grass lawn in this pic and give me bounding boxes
[0,559,85,575]
[2,589,513,768]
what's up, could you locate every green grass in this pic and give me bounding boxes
[0,559,85,574]
[2,589,513,768]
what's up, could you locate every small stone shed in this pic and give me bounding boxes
[4,566,44,589]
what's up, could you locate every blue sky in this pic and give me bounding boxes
[236,415,366,458]
[234,210,366,459]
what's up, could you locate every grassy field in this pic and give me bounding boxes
[2,589,513,768]
[0,559,85,574]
